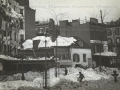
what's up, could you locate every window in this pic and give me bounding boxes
[78,40,83,46]
[20,35,24,42]
[116,38,120,44]
[61,54,65,59]
[83,54,86,62]
[115,28,119,35]
[20,20,23,29]
[20,9,23,16]
[4,45,6,55]
[73,54,79,62]
[4,31,6,36]
[107,29,112,36]
[57,54,61,59]
[108,39,112,45]
[95,45,97,53]
[65,54,69,59]
[10,31,12,40]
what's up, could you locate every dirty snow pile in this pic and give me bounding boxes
[7,71,42,81]
[0,67,119,89]
[33,67,111,87]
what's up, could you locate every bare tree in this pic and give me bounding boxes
[44,7,69,25]
[85,8,111,23]
[101,9,112,22]
[85,9,99,19]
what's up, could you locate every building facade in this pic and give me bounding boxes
[18,0,36,39]
[106,18,120,56]
[35,18,59,41]
[59,18,107,56]
[0,0,25,56]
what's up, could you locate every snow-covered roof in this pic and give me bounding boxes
[0,55,20,60]
[94,52,117,56]
[21,36,77,50]
[23,56,54,61]
[0,55,54,61]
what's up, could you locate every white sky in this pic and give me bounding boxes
[29,0,120,23]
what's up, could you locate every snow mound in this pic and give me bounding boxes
[0,67,118,89]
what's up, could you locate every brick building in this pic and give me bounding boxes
[0,0,25,56]
[106,18,120,56]
[18,0,36,39]
[35,18,59,41]
[59,18,107,55]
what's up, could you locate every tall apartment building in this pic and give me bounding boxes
[0,0,25,56]
[18,0,36,39]
[106,18,120,56]
[59,18,107,55]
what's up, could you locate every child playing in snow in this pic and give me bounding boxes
[78,72,84,82]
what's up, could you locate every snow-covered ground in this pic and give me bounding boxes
[0,67,120,90]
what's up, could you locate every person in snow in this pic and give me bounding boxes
[64,67,68,75]
[79,72,84,82]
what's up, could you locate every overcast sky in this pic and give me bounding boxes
[29,0,120,23]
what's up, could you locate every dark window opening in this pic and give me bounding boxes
[20,20,23,29]
[83,54,86,62]
[20,9,23,16]
[4,45,6,55]
[4,31,6,36]
[20,34,24,42]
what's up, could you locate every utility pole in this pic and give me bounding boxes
[21,55,25,80]
[44,27,48,89]
[99,10,104,72]
[17,41,25,80]
[55,25,58,77]
[99,32,102,72]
